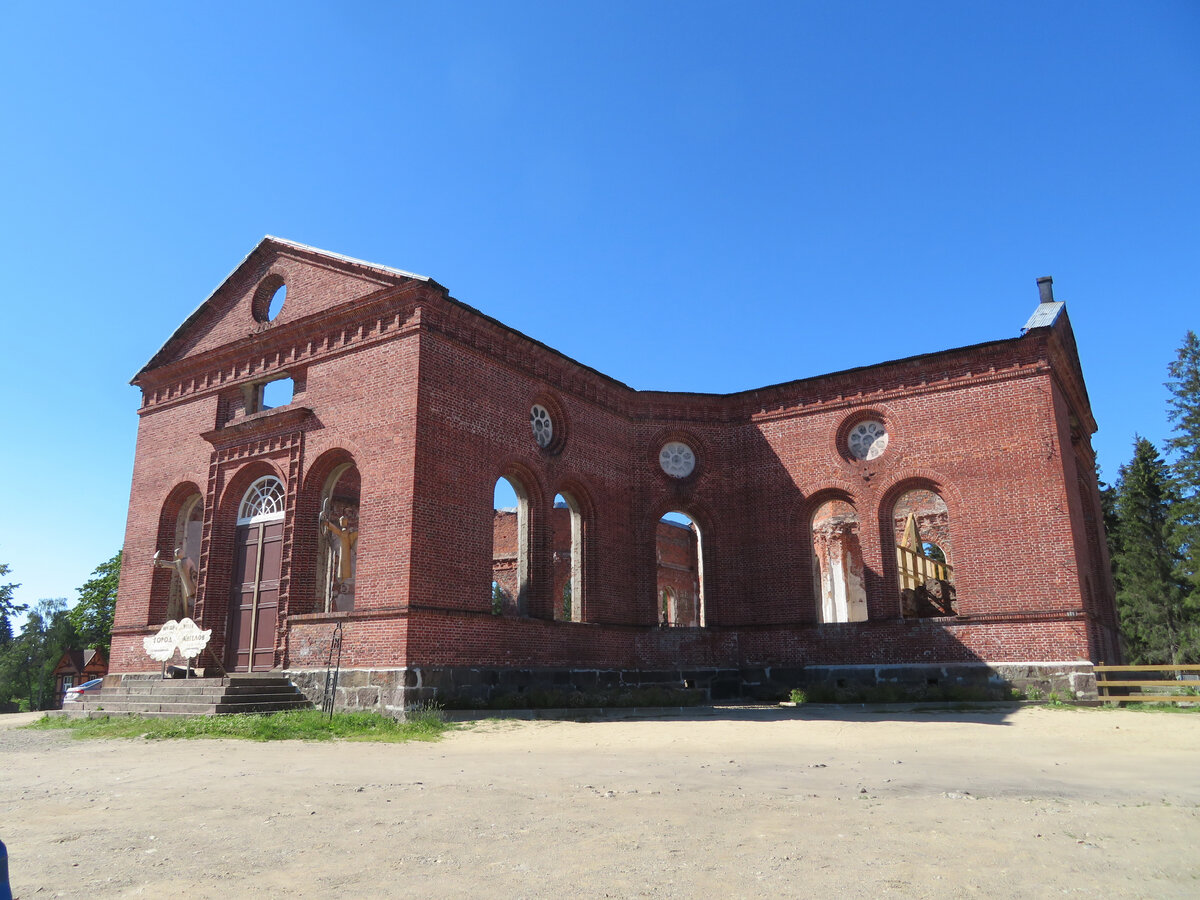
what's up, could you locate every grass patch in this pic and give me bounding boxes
[1092,701,1200,713]
[28,707,452,742]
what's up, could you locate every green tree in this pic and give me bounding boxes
[0,597,77,710]
[1113,437,1198,664]
[0,561,24,649]
[1165,330,1200,595]
[68,551,122,653]
[1098,461,1120,574]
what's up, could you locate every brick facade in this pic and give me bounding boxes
[110,237,1121,708]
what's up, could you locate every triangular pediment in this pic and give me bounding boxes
[134,237,433,381]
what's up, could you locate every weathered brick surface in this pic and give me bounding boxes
[110,238,1121,693]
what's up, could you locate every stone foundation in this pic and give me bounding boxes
[285,660,1098,717]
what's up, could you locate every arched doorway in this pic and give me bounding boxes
[657,512,704,627]
[228,475,286,671]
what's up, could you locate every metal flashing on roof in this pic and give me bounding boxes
[1023,300,1064,332]
[262,235,430,283]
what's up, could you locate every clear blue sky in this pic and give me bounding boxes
[1,2,1196,614]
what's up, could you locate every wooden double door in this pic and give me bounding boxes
[227,520,283,671]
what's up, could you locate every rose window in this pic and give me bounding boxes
[847,420,888,461]
[530,405,553,448]
[659,442,696,478]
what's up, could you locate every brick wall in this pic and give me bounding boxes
[111,238,1119,683]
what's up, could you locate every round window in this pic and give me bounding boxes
[531,405,553,449]
[659,442,696,478]
[847,420,888,460]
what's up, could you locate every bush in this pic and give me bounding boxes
[788,688,807,704]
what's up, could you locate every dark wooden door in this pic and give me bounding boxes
[228,521,283,672]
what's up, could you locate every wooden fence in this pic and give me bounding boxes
[1094,664,1200,704]
[896,544,953,593]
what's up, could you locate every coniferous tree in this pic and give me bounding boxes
[1165,330,1200,595]
[0,561,22,622]
[1098,461,1120,577]
[0,597,76,710]
[1113,437,1197,664]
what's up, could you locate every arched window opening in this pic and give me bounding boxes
[893,489,956,617]
[811,499,868,624]
[238,476,286,524]
[492,476,529,615]
[553,492,584,622]
[318,463,361,613]
[165,493,203,621]
[657,512,704,627]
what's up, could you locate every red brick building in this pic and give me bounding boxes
[110,238,1118,710]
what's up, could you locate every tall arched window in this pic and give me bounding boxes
[318,463,361,613]
[893,488,956,617]
[492,476,530,615]
[553,492,584,622]
[167,493,203,621]
[657,512,704,627]
[811,499,867,624]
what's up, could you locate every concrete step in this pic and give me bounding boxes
[82,700,219,715]
[214,692,311,706]
[78,675,313,719]
[109,684,228,697]
[213,700,313,713]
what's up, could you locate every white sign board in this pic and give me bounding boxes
[143,618,212,662]
[175,619,212,659]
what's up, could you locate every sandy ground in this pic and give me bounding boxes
[1,705,1198,899]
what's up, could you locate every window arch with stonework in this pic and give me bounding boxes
[318,462,361,613]
[150,484,204,625]
[811,497,868,624]
[892,487,956,617]
[492,475,530,615]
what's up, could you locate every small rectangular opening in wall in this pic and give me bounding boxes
[260,376,294,410]
[927,677,939,686]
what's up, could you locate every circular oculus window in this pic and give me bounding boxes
[659,442,696,478]
[847,420,888,460]
[530,405,553,448]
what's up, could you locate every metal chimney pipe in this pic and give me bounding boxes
[1037,276,1054,304]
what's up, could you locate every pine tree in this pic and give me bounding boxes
[1098,460,1120,577]
[1165,330,1200,595]
[0,561,22,620]
[1113,437,1197,663]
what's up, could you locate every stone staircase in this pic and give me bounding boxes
[66,674,313,718]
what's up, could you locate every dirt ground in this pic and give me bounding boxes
[1,705,1198,899]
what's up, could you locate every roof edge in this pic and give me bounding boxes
[132,237,434,384]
